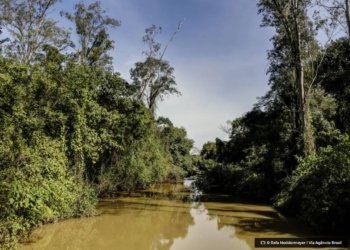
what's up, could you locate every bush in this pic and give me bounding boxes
[196,143,273,201]
[0,135,96,247]
[197,159,270,200]
[275,135,350,234]
[96,125,171,194]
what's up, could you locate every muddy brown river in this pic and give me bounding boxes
[19,180,345,250]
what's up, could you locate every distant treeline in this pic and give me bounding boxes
[196,0,350,235]
[0,1,193,248]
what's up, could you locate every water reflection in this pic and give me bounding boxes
[20,183,195,250]
[170,204,250,250]
[20,180,341,250]
[198,194,336,250]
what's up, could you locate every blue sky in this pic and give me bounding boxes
[56,0,274,150]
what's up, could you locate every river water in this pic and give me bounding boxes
[19,180,342,250]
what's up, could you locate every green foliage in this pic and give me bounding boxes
[319,38,350,133]
[131,57,180,114]
[115,133,170,191]
[53,64,173,194]
[0,0,70,64]
[200,142,217,161]
[0,58,97,248]
[309,87,342,148]
[0,2,191,248]
[197,154,272,201]
[275,135,350,233]
[0,134,96,247]
[62,1,120,68]
[194,13,350,236]
[197,103,296,199]
[95,106,172,194]
[0,52,187,247]
[259,0,320,155]
[130,25,181,114]
[157,117,194,178]
[197,80,344,203]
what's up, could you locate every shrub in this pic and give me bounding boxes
[96,127,171,194]
[275,135,350,233]
[0,135,96,247]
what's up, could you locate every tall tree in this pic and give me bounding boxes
[0,0,70,64]
[130,57,179,114]
[258,0,317,155]
[62,1,120,68]
[130,24,181,115]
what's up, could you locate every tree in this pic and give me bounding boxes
[258,0,317,155]
[315,0,350,39]
[318,38,350,132]
[0,0,70,64]
[157,116,194,177]
[131,57,179,114]
[200,142,217,161]
[62,1,120,68]
[130,24,181,115]
[275,135,350,233]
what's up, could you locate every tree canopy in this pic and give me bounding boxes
[0,1,192,248]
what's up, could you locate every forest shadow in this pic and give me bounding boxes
[202,201,313,238]
[21,197,195,250]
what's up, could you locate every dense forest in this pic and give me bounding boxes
[197,0,350,235]
[1,0,350,249]
[0,1,194,248]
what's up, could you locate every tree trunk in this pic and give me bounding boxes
[295,53,315,156]
[293,2,315,156]
[345,0,350,39]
